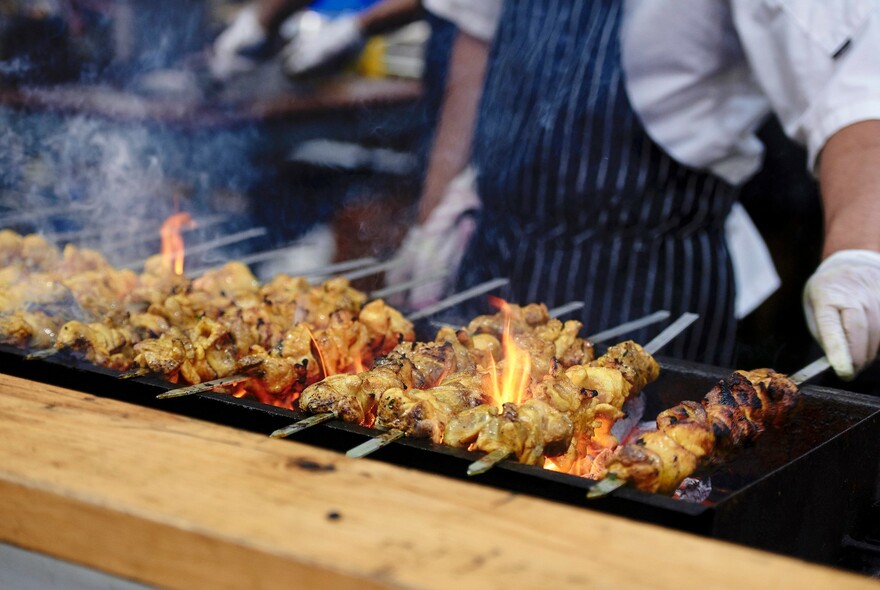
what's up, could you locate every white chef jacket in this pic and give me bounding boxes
[425,0,880,184]
[422,0,880,318]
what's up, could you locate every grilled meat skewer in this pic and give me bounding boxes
[446,341,660,469]
[597,368,801,495]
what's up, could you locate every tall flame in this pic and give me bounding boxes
[160,212,195,275]
[487,299,532,408]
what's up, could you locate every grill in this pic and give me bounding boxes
[0,89,877,575]
[3,331,878,574]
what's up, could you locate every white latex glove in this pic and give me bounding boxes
[386,168,481,308]
[209,6,269,81]
[282,15,364,78]
[803,249,880,380]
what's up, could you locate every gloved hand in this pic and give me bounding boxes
[385,168,481,308]
[281,15,364,78]
[209,6,270,81]
[803,249,880,380]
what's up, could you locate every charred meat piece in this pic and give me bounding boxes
[602,369,801,494]
[445,399,574,466]
[375,372,487,443]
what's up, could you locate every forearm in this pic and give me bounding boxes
[818,119,880,258]
[358,0,424,36]
[417,31,489,224]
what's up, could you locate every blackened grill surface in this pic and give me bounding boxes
[1,344,878,573]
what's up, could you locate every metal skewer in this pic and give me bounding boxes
[369,271,451,300]
[467,449,511,477]
[586,474,624,498]
[465,312,700,477]
[790,356,831,385]
[345,429,405,458]
[586,354,832,499]
[547,301,585,318]
[643,312,699,355]
[120,227,268,270]
[118,367,151,380]
[586,310,671,344]
[406,278,510,321]
[270,412,336,438]
[25,348,59,360]
[156,375,253,399]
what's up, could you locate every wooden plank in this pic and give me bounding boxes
[0,373,874,590]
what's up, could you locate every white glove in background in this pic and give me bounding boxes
[282,15,364,78]
[209,6,269,81]
[803,250,880,380]
[385,168,481,308]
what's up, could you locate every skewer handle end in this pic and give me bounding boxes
[467,449,511,476]
[586,474,626,499]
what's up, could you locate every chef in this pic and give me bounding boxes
[393,0,880,379]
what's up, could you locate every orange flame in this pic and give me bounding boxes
[160,212,195,275]
[486,300,532,408]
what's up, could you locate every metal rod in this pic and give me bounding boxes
[467,448,511,476]
[335,259,405,282]
[369,271,451,300]
[25,349,58,360]
[302,257,380,278]
[587,310,671,344]
[270,412,336,438]
[47,214,229,248]
[547,301,585,318]
[345,429,405,458]
[93,214,230,254]
[156,375,252,399]
[586,474,625,499]
[188,252,378,280]
[0,203,96,225]
[406,278,510,321]
[643,312,699,355]
[790,356,831,386]
[118,367,150,380]
[120,227,268,270]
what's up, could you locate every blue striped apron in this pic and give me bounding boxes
[457,0,739,365]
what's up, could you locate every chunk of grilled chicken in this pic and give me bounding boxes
[602,369,800,494]
[465,303,595,376]
[0,311,62,349]
[374,328,475,390]
[444,399,574,465]
[54,320,142,370]
[375,372,488,443]
[298,367,407,425]
[588,340,660,395]
[132,319,238,384]
[298,327,478,425]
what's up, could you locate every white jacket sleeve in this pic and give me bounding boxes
[422,0,503,42]
[731,0,880,173]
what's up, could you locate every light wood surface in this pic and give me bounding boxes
[0,373,875,590]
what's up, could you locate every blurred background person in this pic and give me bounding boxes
[208,0,424,81]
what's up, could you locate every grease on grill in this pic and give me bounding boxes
[288,457,336,472]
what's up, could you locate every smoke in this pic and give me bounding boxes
[0,102,265,265]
